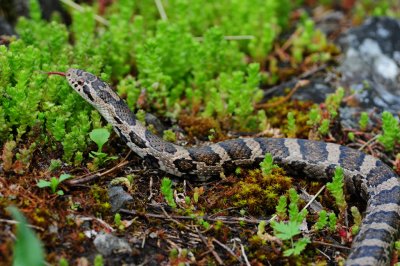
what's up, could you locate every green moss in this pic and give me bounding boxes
[232,168,292,214]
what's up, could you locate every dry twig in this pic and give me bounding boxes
[256,79,310,110]
[196,227,224,265]
[67,152,131,186]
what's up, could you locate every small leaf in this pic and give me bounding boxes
[56,190,64,196]
[89,128,110,151]
[36,180,51,188]
[58,174,72,183]
[90,151,108,158]
[283,248,295,257]
[271,221,300,240]
[292,237,310,255]
[8,207,45,266]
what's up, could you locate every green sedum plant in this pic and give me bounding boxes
[315,210,328,231]
[260,153,279,176]
[359,112,369,131]
[326,167,346,213]
[286,112,297,137]
[378,111,400,151]
[161,177,177,208]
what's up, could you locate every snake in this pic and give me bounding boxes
[64,68,400,265]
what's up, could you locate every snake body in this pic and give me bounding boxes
[66,68,400,265]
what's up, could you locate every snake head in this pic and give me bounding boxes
[66,68,107,103]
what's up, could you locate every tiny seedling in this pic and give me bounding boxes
[307,107,321,126]
[396,240,400,252]
[193,186,204,203]
[378,111,400,151]
[358,112,369,131]
[260,153,278,176]
[328,212,337,231]
[287,112,297,138]
[94,254,104,266]
[160,177,176,208]
[197,218,210,230]
[59,258,69,266]
[326,167,346,213]
[318,119,330,135]
[48,159,62,172]
[163,129,176,142]
[314,210,328,231]
[350,206,362,235]
[89,128,117,166]
[114,213,125,230]
[37,173,72,195]
[275,195,287,220]
[347,132,355,142]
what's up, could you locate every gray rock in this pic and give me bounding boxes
[108,186,133,212]
[338,17,400,126]
[93,233,132,256]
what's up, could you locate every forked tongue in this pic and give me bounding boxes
[46,71,66,77]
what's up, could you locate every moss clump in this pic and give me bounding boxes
[179,115,222,141]
[90,184,111,215]
[232,168,292,215]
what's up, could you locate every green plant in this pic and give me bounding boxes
[314,210,328,231]
[197,219,211,230]
[89,128,117,167]
[318,119,330,135]
[37,173,72,195]
[271,189,310,257]
[193,187,203,203]
[348,132,355,142]
[169,248,179,259]
[307,107,321,127]
[201,63,263,130]
[59,257,69,266]
[114,213,122,225]
[276,195,288,219]
[163,129,177,142]
[359,112,369,130]
[328,212,337,231]
[8,206,45,266]
[94,254,104,266]
[286,112,297,138]
[113,213,125,230]
[325,87,344,119]
[48,159,62,172]
[350,206,362,235]
[161,177,176,208]
[308,87,344,136]
[326,167,346,213]
[291,17,330,64]
[260,153,279,176]
[378,111,400,151]
[256,220,271,244]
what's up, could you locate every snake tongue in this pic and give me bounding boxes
[46,71,66,77]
